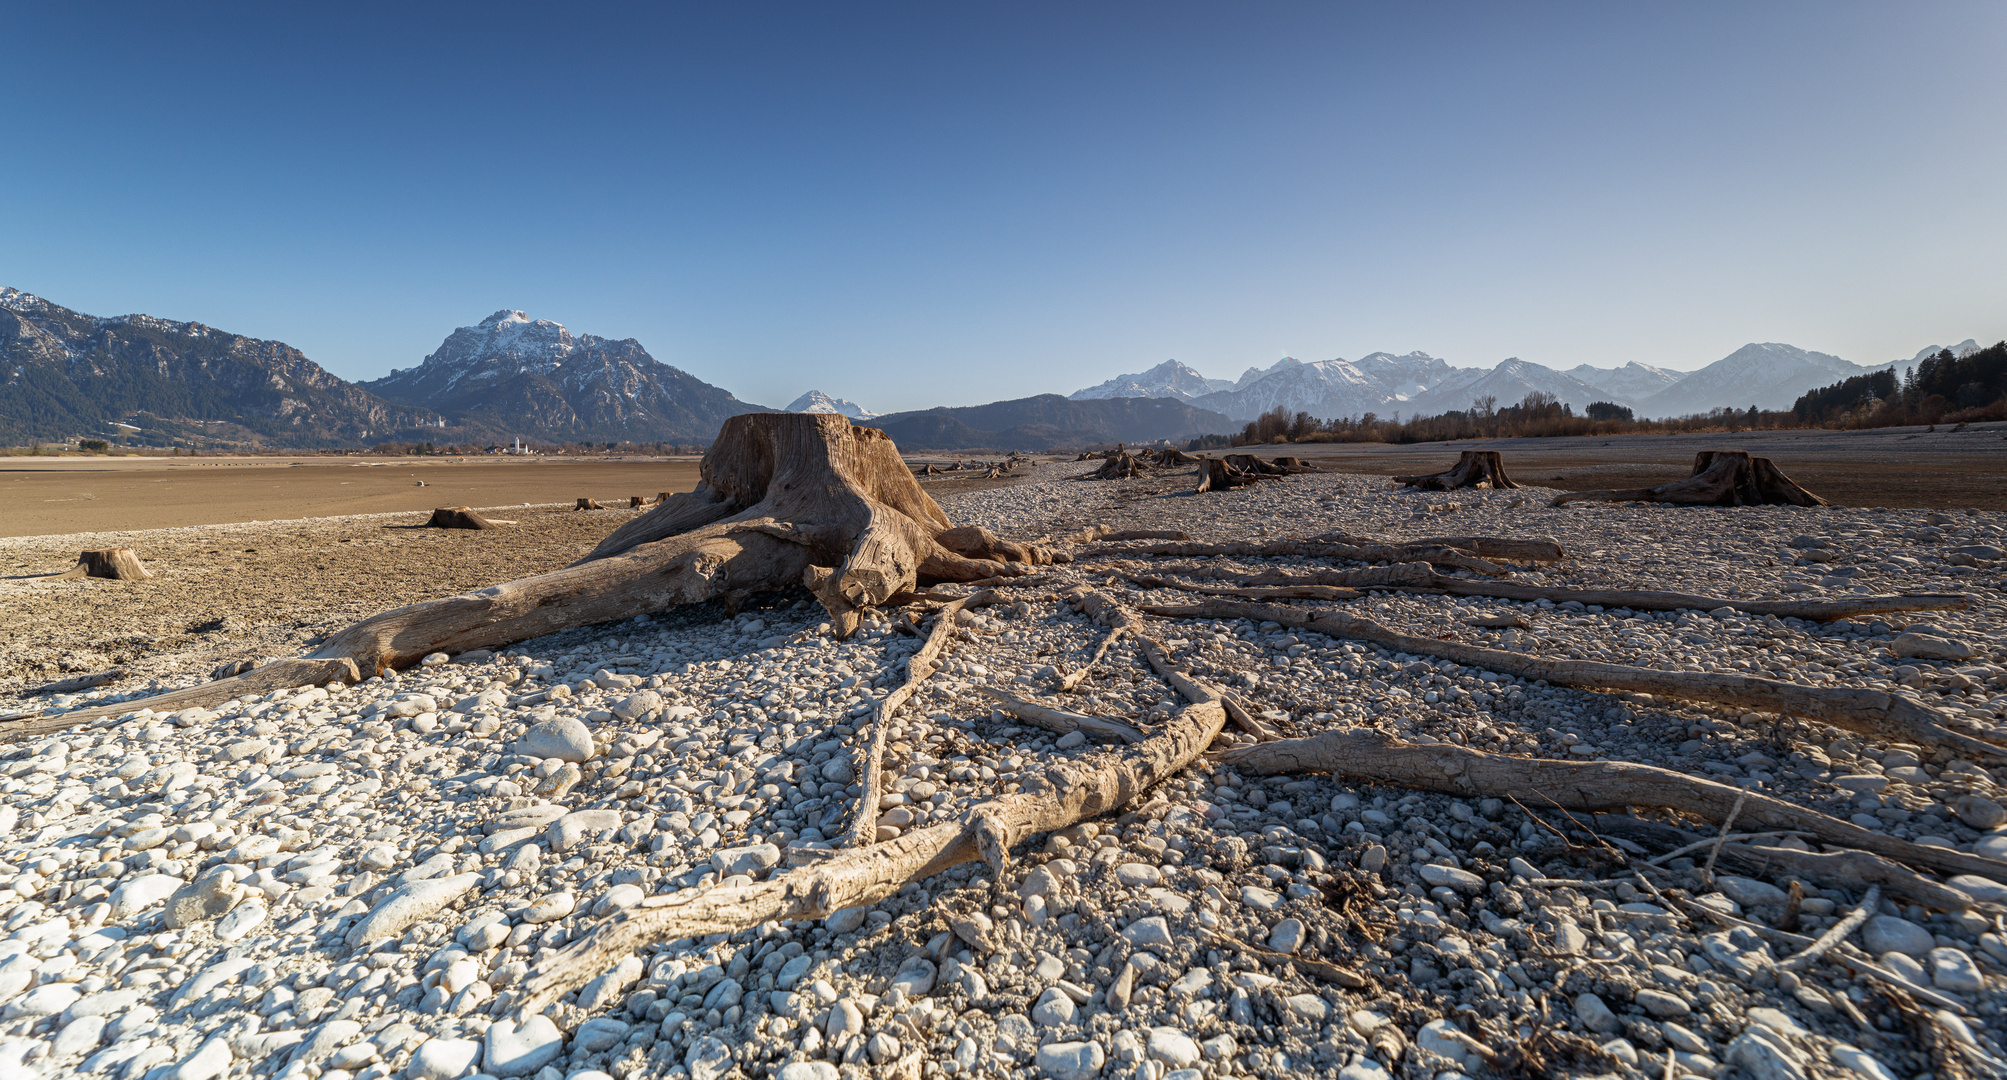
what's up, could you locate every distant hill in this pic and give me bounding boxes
[0,287,457,448]
[363,310,766,441]
[867,394,1233,450]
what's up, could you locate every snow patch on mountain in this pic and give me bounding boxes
[786,390,877,419]
[1069,360,1233,402]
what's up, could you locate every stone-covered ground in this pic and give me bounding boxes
[1,461,2004,1080]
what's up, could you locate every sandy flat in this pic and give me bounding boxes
[0,455,704,537]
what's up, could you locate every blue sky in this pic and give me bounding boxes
[4,3,2003,412]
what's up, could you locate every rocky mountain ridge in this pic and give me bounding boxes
[363,310,765,442]
[785,390,877,420]
[0,288,458,448]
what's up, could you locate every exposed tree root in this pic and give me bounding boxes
[1060,526,1192,545]
[1084,538,1509,576]
[27,670,123,696]
[1394,450,1520,491]
[1309,532,1562,564]
[1137,562,1970,622]
[844,590,997,847]
[1145,597,2004,760]
[1122,574,1362,603]
[978,687,1145,743]
[1219,729,2007,886]
[1552,450,1828,508]
[516,698,1227,1018]
[1,657,362,743]
[1583,815,1978,909]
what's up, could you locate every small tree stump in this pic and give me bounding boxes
[1271,456,1319,472]
[575,498,606,511]
[1552,450,1828,507]
[1223,454,1287,476]
[75,549,153,580]
[629,496,648,509]
[1092,452,1144,480]
[1395,450,1518,491]
[427,506,498,530]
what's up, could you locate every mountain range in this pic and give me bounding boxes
[1064,342,1964,421]
[0,288,453,448]
[2,285,1987,451]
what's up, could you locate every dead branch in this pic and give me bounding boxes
[1589,815,1975,909]
[1217,729,2007,886]
[1143,597,2004,759]
[517,697,1228,1021]
[1553,450,1828,508]
[844,590,998,847]
[1308,531,1562,564]
[1,657,361,743]
[1393,450,1520,491]
[28,669,123,696]
[1781,886,1879,972]
[1121,574,1361,603]
[978,687,1146,743]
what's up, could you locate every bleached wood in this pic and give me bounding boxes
[1143,597,2006,760]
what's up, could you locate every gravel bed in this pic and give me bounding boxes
[0,465,2003,1080]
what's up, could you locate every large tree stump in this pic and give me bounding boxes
[1091,452,1144,480]
[1394,450,1518,491]
[426,506,498,530]
[1552,450,1827,507]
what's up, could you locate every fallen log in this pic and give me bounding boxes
[1394,450,1519,491]
[1553,450,1828,508]
[1143,598,2007,760]
[517,698,1227,1020]
[1147,562,1971,623]
[979,687,1146,743]
[1220,730,2007,887]
[844,590,997,847]
[426,506,499,530]
[7,414,1050,741]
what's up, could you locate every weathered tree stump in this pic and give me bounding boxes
[35,549,156,581]
[1552,450,1827,507]
[1091,452,1144,480]
[575,498,607,511]
[426,506,498,530]
[1270,456,1318,472]
[1223,453,1286,476]
[1395,450,1518,491]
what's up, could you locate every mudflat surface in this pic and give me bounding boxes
[0,456,704,537]
[1241,421,2007,510]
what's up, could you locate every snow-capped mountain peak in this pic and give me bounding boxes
[1069,360,1233,402]
[360,309,763,440]
[786,390,877,420]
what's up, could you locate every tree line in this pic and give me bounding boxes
[1791,342,2007,427]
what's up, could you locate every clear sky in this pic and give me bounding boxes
[4,3,2004,412]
